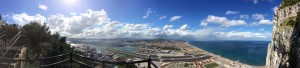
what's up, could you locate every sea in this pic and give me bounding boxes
[68,38,139,53]
[189,41,270,66]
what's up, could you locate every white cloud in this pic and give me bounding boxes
[225,11,239,15]
[252,13,265,20]
[159,16,166,20]
[273,6,278,12]
[47,9,110,35]
[257,19,273,25]
[11,13,46,26]
[252,0,258,4]
[123,24,149,30]
[70,12,77,15]
[250,0,275,4]
[143,8,153,19]
[200,15,247,27]
[250,13,272,26]
[170,16,182,22]
[38,3,48,11]
[200,22,208,26]
[180,24,189,30]
[239,15,249,19]
[215,31,270,40]
[2,14,9,19]
[11,9,271,41]
[259,28,264,31]
[163,25,173,29]
[250,19,273,26]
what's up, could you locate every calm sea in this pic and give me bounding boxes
[68,39,138,53]
[189,41,270,66]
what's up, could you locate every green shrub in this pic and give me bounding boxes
[183,63,189,67]
[280,0,300,9]
[282,16,297,27]
[280,12,300,28]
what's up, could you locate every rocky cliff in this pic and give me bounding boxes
[266,2,300,68]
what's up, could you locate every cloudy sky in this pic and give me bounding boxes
[0,0,281,41]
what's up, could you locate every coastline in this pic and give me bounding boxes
[185,41,265,68]
[68,39,266,68]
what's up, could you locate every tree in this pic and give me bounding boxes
[0,16,71,67]
[47,32,70,56]
[22,22,51,55]
[0,24,21,46]
[21,22,70,67]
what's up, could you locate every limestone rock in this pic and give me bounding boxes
[266,2,300,68]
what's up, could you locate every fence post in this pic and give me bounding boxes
[40,54,43,68]
[147,55,151,68]
[69,47,74,68]
[101,62,105,68]
[4,30,6,47]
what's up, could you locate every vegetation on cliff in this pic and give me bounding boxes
[280,0,300,9]
[281,12,300,28]
[282,16,297,28]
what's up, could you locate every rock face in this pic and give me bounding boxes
[266,2,300,68]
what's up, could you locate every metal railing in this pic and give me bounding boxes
[0,48,158,68]
[0,31,157,68]
[0,31,22,59]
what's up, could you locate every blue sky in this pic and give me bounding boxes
[0,0,281,41]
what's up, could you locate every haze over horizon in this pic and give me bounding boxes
[0,0,281,41]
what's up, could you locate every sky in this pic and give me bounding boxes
[0,0,281,41]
